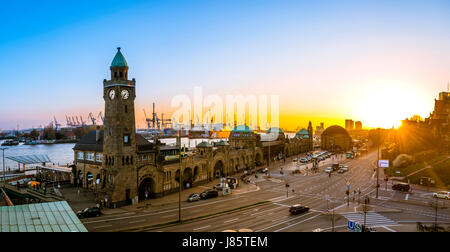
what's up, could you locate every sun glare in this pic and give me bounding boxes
[353,82,430,129]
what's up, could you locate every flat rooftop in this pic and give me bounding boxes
[0,201,87,232]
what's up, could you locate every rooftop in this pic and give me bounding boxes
[111,47,128,68]
[0,201,87,232]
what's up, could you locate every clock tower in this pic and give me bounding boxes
[102,47,137,206]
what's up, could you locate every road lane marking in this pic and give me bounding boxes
[92,224,113,229]
[255,212,316,232]
[161,214,175,219]
[193,225,210,231]
[274,213,321,232]
[250,206,285,216]
[224,218,239,224]
[405,194,409,200]
[382,226,397,232]
[129,219,146,224]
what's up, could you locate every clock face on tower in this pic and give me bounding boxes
[109,89,115,100]
[121,89,130,100]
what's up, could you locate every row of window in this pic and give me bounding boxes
[77,152,102,163]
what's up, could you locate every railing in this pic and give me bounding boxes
[1,187,14,206]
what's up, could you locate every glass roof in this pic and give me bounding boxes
[6,154,51,164]
[0,201,87,232]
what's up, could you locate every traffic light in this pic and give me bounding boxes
[285,183,290,188]
[345,190,349,195]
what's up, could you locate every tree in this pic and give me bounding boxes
[409,115,424,123]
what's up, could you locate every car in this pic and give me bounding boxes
[342,166,349,172]
[213,183,229,190]
[337,168,345,174]
[300,158,308,163]
[293,158,298,162]
[77,207,101,218]
[392,183,410,192]
[433,191,450,200]
[259,167,268,173]
[187,193,200,202]
[325,167,332,173]
[200,189,219,199]
[289,204,310,215]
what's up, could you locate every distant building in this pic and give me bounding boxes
[426,91,450,152]
[355,121,362,130]
[321,125,353,151]
[315,122,325,137]
[345,119,354,131]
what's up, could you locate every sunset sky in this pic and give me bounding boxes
[1,0,449,131]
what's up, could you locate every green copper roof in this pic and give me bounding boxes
[267,127,283,134]
[111,47,128,67]
[232,125,253,133]
[196,141,213,148]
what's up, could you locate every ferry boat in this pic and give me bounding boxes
[1,139,19,146]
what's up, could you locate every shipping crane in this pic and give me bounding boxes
[143,109,152,132]
[98,112,104,124]
[88,112,96,125]
[53,116,62,130]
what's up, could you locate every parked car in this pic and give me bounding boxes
[433,191,450,200]
[300,158,308,163]
[289,204,310,215]
[77,207,101,218]
[325,167,332,173]
[293,158,298,162]
[187,193,200,202]
[259,167,268,173]
[392,182,410,192]
[213,183,229,190]
[200,189,219,199]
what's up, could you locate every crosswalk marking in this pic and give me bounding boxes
[342,212,397,227]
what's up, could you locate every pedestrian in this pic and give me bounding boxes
[77,189,80,197]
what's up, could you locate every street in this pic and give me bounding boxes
[80,151,450,232]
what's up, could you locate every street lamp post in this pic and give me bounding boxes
[376,129,380,199]
[178,130,183,223]
[1,147,6,188]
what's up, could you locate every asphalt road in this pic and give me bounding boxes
[81,151,450,232]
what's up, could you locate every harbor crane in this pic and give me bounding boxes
[98,112,104,124]
[53,116,62,130]
[143,103,173,131]
[88,112,97,125]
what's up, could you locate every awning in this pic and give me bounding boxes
[6,154,51,164]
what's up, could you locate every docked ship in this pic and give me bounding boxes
[1,139,19,146]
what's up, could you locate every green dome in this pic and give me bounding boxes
[232,125,253,133]
[267,127,283,134]
[111,47,128,67]
[296,128,309,139]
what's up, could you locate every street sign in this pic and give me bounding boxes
[378,160,389,168]
[348,221,355,231]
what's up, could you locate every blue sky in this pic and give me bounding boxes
[1,0,450,130]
